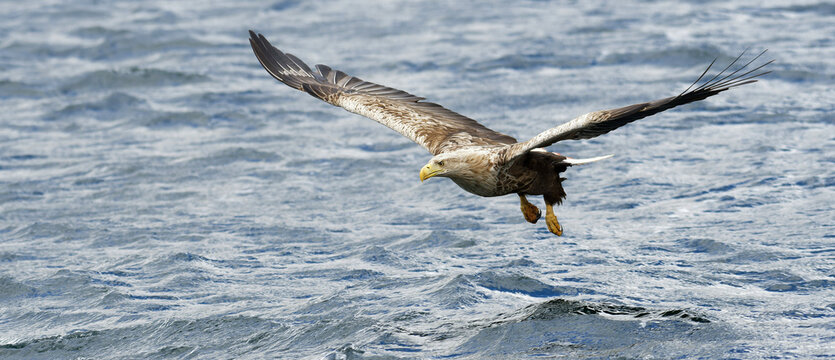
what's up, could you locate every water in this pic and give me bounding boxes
[1,0,833,358]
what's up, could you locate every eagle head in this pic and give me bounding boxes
[419,157,449,182]
[419,151,483,182]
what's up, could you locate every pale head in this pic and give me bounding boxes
[418,149,489,182]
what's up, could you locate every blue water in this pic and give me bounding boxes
[1,1,833,359]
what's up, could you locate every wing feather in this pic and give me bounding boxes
[504,50,772,161]
[249,31,516,155]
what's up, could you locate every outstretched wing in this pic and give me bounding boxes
[249,31,516,155]
[504,50,772,161]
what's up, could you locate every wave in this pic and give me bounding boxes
[470,271,596,298]
[46,92,149,121]
[452,298,722,358]
[0,80,43,98]
[60,68,208,93]
[598,45,725,67]
[0,315,287,359]
[186,147,282,167]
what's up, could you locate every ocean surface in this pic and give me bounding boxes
[1,1,833,359]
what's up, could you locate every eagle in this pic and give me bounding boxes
[249,30,771,236]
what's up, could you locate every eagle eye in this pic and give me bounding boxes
[438,160,444,166]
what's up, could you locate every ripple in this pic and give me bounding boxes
[391,230,473,250]
[774,2,835,15]
[598,45,724,67]
[0,315,287,359]
[359,245,403,266]
[468,52,593,71]
[13,222,91,242]
[60,68,208,93]
[678,238,734,254]
[140,110,210,128]
[0,277,37,300]
[0,80,42,98]
[356,141,413,153]
[46,92,150,121]
[768,69,835,83]
[67,29,213,60]
[187,147,282,166]
[270,0,303,11]
[70,26,130,39]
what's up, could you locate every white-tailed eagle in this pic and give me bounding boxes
[249,30,771,235]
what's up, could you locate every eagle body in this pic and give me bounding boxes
[407,145,568,202]
[505,151,569,205]
[249,30,770,235]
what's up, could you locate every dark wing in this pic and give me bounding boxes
[249,31,516,155]
[504,50,772,160]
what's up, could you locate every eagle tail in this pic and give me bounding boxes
[561,154,614,165]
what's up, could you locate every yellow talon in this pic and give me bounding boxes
[545,204,563,236]
[518,194,541,224]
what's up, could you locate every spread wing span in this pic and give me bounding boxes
[505,49,773,161]
[249,31,516,155]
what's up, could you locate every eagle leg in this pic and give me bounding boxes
[545,203,563,236]
[518,194,541,224]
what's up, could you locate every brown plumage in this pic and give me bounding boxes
[249,30,771,235]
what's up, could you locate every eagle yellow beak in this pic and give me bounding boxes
[419,163,443,182]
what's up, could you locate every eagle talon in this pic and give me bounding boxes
[519,194,541,224]
[524,206,542,224]
[545,203,563,236]
[546,214,563,236]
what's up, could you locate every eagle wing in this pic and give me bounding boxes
[249,31,516,155]
[504,50,772,161]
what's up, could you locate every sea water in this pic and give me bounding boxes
[1,1,833,358]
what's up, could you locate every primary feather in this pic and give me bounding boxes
[249,30,516,155]
[504,50,772,160]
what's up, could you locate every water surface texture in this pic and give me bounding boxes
[1,1,833,359]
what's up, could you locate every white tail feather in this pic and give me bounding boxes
[562,154,614,165]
